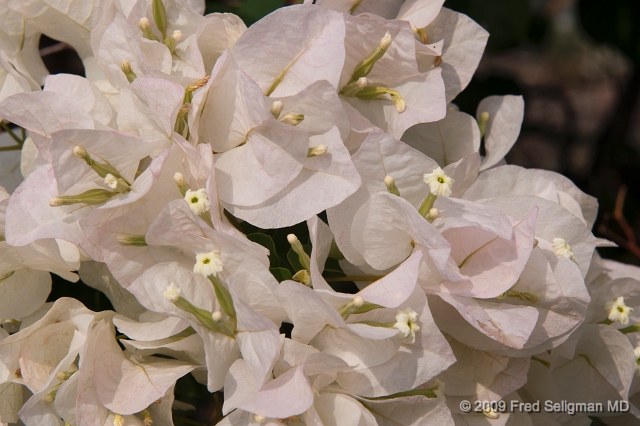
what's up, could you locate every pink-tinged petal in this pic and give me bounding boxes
[431,294,539,350]
[225,126,361,228]
[443,152,481,198]
[113,314,189,341]
[232,5,346,96]
[92,321,194,415]
[436,207,537,298]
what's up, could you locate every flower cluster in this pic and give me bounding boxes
[0,0,639,425]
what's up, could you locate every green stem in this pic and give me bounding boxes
[0,145,22,152]
[620,322,640,334]
[598,318,614,325]
[418,193,437,218]
[0,122,24,146]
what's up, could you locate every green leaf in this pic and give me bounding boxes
[270,267,292,282]
[247,233,280,267]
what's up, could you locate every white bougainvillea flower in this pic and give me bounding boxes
[189,52,309,207]
[128,262,280,392]
[552,324,636,406]
[339,13,446,139]
[402,106,481,167]
[91,320,195,415]
[479,195,599,278]
[231,5,346,97]
[437,337,530,403]
[0,186,79,319]
[193,250,223,277]
[463,164,599,228]
[223,126,362,229]
[222,339,351,420]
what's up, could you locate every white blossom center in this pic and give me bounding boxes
[552,238,575,261]
[394,308,420,344]
[194,250,224,277]
[605,296,633,325]
[162,283,181,303]
[184,188,210,216]
[423,167,454,197]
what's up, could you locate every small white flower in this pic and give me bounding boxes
[193,250,224,277]
[253,415,266,423]
[212,311,223,322]
[394,308,420,344]
[114,414,125,426]
[379,31,392,50]
[423,167,454,197]
[605,296,633,325]
[552,238,575,261]
[104,174,119,190]
[162,283,181,303]
[184,188,210,216]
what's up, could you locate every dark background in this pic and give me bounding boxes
[35,0,640,424]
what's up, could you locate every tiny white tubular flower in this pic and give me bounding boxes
[423,167,454,197]
[394,308,420,344]
[171,30,183,42]
[114,414,125,426]
[279,112,304,126]
[605,296,633,325]
[184,188,210,216]
[162,283,181,303]
[139,17,151,29]
[428,208,439,219]
[193,250,224,277]
[212,311,223,322]
[356,77,367,88]
[104,174,118,189]
[552,238,576,261]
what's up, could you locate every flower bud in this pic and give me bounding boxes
[120,60,137,83]
[139,17,159,41]
[73,145,87,160]
[163,30,182,53]
[270,101,284,118]
[254,415,266,423]
[49,189,117,207]
[354,86,406,113]
[384,175,401,196]
[212,311,223,322]
[152,0,167,39]
[348,31,392,84]
[552,238,576,262]
[288,234,311,271]
[307,145,328,158]
[173,172,190,196]
[478,111,490,138]
[116,235,147,247]
[279,113,304,126]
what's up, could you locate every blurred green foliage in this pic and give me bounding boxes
[205,0,292,26]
